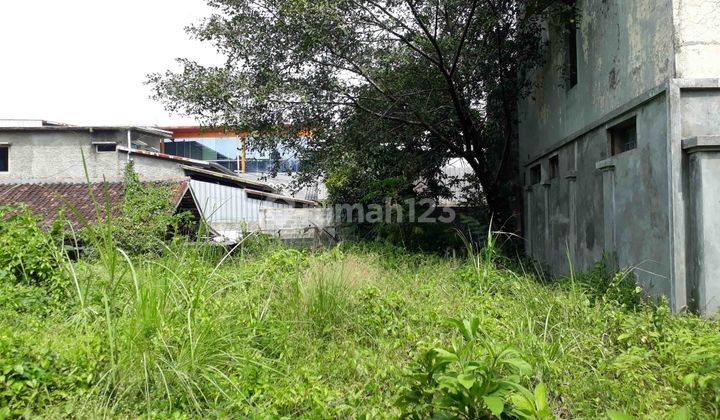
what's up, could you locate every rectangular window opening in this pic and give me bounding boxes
[564,1,578,89]
[95,143,117,153]
[530,164,541,185]
[0,146,8,172]
[567,27,578,88]
[549,155,559,179]
[610,117,637,156]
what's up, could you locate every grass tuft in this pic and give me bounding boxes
[1,210,719,417]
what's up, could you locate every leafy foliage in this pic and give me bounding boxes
[82,162,191,255]
[0,205,63,288]
[399,317,551,419]
[0,329,97,417]
[149,0,577,225]
[1,234,720,417]
[573,258,644,309]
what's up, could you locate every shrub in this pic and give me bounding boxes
[398,317,552,419]
[81,245,253,414]
[82,162,191,256]
[573,258,643,309]
[288,254,373,338]
[0,329,97,417]
[0,205,63,288]
[0,282,57,317]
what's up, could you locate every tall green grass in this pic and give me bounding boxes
[2,200,720,417]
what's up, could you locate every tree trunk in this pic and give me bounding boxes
[463,139,521,236]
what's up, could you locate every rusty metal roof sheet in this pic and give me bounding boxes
[178,164,277,193]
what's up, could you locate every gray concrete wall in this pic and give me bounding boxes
[0,131,118,183]
[128,153,187,181]
[524,94,671,298]
[685,137,720,316]
[677,82,720,316]
[0,130,182,184]
[259,207,334,231]
[680,88,720,139]
[517,1,720,313]
[259,207,335,240]
[605,97,671,297]
[518,0,678,288]
[519,0,675,165]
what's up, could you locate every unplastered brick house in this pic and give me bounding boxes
[519,0,720,315]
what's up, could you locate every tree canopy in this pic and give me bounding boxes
[149,0,573,228]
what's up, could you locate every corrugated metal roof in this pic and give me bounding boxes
[244,188,318,206]
[189,180,293,229]
[180,164,277,192]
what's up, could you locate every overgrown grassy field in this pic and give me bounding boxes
[2,210,720,418]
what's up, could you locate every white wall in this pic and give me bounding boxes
[673,0,720,78]
[189,179,294,234]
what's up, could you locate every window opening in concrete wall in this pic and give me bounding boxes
[95,143,117,153]
[0,146,8,172]
[530,164,541,185]
[610,117,637,156]
[549,155,559,179]
[565,1,578,89]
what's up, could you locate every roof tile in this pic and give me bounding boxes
[0,181,187,228]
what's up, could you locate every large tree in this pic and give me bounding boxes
[149,0,571,228]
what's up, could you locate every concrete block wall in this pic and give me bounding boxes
[127,153,187,181]
[259,208,335,239]
[0,130,182,184]
[0,131,116,183]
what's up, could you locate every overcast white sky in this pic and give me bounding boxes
[0,0,223,127]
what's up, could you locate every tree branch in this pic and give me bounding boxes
[449,0,477,77]
[405,0,448,68]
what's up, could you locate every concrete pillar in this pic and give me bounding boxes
[566,170,578,268]
[667,81,688,312]
[683,136,720,317]
[542,181,551,256]
[596,159,616,265]
[525,186,533,256]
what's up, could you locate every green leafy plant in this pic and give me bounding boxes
[82,162,192,256]
[398,317,552,419]
[511,382,553,420]
[2,233,720,417]
[0,330,97,417]
[0,205,63,289]
[573,258,643,309]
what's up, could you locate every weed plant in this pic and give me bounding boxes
[1,204,719,417]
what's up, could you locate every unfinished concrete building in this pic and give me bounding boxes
[520,0,720,315]
[0,122,320,241]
